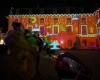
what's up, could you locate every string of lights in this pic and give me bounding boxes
[10,7,97,15]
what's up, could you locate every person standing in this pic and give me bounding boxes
[4,22,37,80]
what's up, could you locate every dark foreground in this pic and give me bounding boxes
[0,46,100,80]
[67,49,100,80]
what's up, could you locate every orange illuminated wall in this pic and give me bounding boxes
[8,8,100,49]
[95,8,100,48]
[87,16,96,34]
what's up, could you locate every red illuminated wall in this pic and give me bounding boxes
[8,8,100,49]
[95,8,100,48]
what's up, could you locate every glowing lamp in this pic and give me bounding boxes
[0,39,5,45]
[97,19,100,23]
[52,55,58,59]
[49,40,60,50]
[60,40,64,44]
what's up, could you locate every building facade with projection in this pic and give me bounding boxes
[8,8,100,49]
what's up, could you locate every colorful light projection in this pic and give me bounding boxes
[57,31,76,49]
[8,8,100,49]
[49,40,60,50]
[30,16,37,24]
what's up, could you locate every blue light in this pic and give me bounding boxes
[49,40,60,50]
[72,15,79,20]
[97,19,100,23]
[32,28,40,31]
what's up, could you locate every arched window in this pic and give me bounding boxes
[53,25,59,35]
[40,18,44,24]
[40,25,46,35]
[81,25,87,35]
[54,18,58,24]
[81,18,86,25]
[67,18,72,25]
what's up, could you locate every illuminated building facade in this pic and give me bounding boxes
[8,8,100,49]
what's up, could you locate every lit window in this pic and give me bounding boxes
[66,26,72,33]
[40,18,44,24]
[90,27,94,33]
[67,18,71,25]
[40,26,46,35]
[14,19,18,22]
[98,29,100,34]
[47,28,51,34]
[54,26,58,34]
[81,18,86,25]
[53,25,59,35]
[54,18,58,24]
[81,26,87,35]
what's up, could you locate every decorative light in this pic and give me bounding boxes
[31,16,36,24]
[0,39,5,45]
[72,14,79,20]
[97,19,100,23]
[60,40,64,44]
[49,40,60,50]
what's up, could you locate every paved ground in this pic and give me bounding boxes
[33,51,58,80]
[32,49,100,80]
[66,49,100,80]
[0,46,100,80]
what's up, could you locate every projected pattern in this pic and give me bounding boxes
[8,8,100,49]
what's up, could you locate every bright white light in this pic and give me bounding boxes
[97,19,100,23]
[60,40,64,44]
[72,15,79,20]
[49,40,60,50]
[32,28,40,31]
[60,52,64,55]
[0,39,5,45]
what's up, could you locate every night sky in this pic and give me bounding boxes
[0,0,100,16]
[0,0,99,32]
